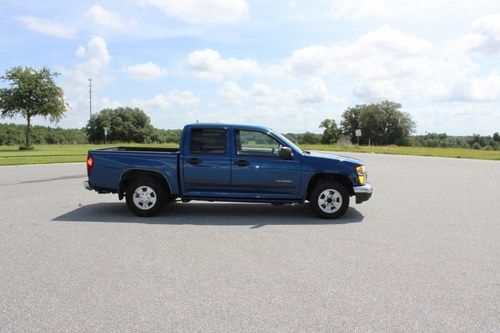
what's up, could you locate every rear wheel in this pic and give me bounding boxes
[125,177,166,217]
[309,181,349,219]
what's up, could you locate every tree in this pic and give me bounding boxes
[298,132,320,144]
[0,66,67,148]
[86,107,157,143]
[319,119,341,144]
[340,101,415,145]
[494,132,500,142]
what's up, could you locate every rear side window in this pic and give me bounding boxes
[190,128,226,154]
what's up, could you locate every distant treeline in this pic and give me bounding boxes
[1,122,498,150]
[410,133,499,150]
[0,123,87,145]
[0,123,182,146]
[284,131,499,150]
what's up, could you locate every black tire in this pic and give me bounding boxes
[125,177,166,217]
[309,181,349,219]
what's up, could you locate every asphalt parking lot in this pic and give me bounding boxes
[0,152,499,331]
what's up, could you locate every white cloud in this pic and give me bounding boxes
[444,13,500,56]
[99,98,123,109]
[214,79,340,108]
[15,16,76,39]
[432,69,500,102]
[251,83,286,104]
[354,81,401,102]
[121,62,167,81]
[278,45,330,78]
[469,13,500,54]
[409,103,500,135]
[333,26,434,81]
[329,0,392,21]
[167,89,201,108]
[131,90,201,109]
[248,105,315,133]
[142,0,249,24]
[276,21,500,107]
[60,36,113,118]
[218,81,248,106]
[132,95,170,109]
[354,25,433,55]
[85,4,134,31]
[296,78,332,104]
[328,0,496,23]
[279,25,433,80]
[75,46,86,57]
[74,36,112,77]
[192,104,309,133]
[188,48,261,81]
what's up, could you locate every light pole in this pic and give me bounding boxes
[88,78,92,119]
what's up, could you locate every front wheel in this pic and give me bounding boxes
[125,177,166,217]
[309,181,349,219]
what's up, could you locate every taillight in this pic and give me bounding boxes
[86,155,94,175]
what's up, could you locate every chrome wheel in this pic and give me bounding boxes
[317,189,342,213]
[132,186,157,210]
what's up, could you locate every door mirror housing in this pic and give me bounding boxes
[279,147,294,160]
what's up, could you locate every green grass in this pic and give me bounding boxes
[300,144,500,161]
[0,143,498,166]
[0,143,178,166]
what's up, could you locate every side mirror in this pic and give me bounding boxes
[279,147,294,160]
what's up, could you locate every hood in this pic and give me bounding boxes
[304,151,364,166]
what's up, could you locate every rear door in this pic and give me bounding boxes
[230,129,301,199]
[181,127,231,197]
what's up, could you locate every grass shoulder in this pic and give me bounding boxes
[0,143,498,166]
[0,143,179,166]
[300,144,500,161]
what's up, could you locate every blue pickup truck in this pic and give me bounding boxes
[84,123,372,219]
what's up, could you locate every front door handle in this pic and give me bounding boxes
[188,158,201,165]
[235,160,249,167]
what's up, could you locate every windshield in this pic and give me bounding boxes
[272,131,304,155]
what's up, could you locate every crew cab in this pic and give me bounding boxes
[84,124,372,218]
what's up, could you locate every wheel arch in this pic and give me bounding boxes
[119,169,172,200]
[306,173,354,200]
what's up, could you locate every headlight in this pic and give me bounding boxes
[355,165,367,185]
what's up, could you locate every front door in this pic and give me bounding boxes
[182,127,231,197]
[230,129,301,199]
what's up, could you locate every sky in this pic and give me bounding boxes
[1,0,500,135]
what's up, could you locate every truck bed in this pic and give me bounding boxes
[87,146,180,195]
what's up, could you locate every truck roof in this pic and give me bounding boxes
[185,123,271,132]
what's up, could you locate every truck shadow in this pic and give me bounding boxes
[53,202,364,227]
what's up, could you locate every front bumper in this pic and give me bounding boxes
[353,183,373,204]
[83,180,92,191]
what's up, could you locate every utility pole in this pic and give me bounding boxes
[88,78,92,119]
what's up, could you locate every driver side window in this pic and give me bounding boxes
[236,130,282,157]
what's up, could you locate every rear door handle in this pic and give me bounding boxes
[235,160,249,167]
[188,158,201,165]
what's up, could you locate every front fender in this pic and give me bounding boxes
[298,155,359,199]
